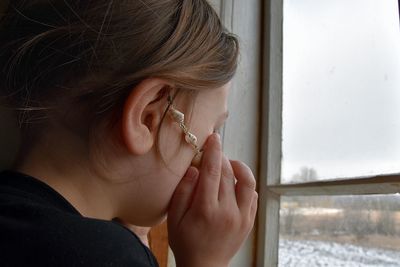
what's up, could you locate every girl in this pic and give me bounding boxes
[0,1,258,266]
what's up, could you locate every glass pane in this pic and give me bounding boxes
[279,195,400,267]
[282,0,400,182]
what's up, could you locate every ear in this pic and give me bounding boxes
[121,78,172,155]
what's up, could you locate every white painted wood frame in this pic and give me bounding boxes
[256,0,283,266]
[256,1,400,267]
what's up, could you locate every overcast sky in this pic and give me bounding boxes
[281,0,400,182]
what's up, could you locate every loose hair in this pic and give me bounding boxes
[0,0,239,163]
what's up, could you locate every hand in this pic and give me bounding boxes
[167,133,258,267]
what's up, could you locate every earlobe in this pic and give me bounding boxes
[120,79,171,155]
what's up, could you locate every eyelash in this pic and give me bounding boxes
[213,121,226,134]
[213,126,223,134]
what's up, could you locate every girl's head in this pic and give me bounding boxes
[0,0,238,225]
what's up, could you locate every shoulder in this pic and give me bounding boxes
[0,196,158,266]
[47,217,159,267]
[77,217,158,263]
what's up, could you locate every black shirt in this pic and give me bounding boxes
[0,170,159,267]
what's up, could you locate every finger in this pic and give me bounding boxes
[243,193,258,238]
[218,154,237,205]
[194,133,222,204]
[231,160,256,215]
[249,192,258,227]
[168,166,199,227]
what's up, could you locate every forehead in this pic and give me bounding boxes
[192,82,231,113]
[204,82,231,98]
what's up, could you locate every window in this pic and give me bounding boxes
[257,1,400,266]
[282,0,400,182]
[280,195,400,266]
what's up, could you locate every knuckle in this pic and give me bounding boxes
[221,212,237,229]
[221,175,235,185]
[250,192,258,211]
[248,177,257,190]
[195,202,215,221]
[222,165,234,180]
[242,177,256,191]
[242,215,255,231]
[253,191,259,200]
[221,166,229,179]
[205,162,221,177]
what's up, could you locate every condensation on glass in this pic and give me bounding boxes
[279,195,400,267]
[281,0,400,183]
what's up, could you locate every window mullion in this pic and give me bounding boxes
[267,174,400,196]
[256,0,283,266]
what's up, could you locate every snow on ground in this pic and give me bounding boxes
[279,239,400,267]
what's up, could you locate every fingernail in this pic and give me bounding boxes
[215,133,221,142]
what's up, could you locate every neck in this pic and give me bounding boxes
[13,126,117,221]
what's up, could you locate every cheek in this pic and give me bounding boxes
[122,172,182,226]
[147,172,184,221]
[189,114,214,152]
[158,115,209,173]
[157,102,216,180]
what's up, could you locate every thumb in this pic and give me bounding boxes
[168,166,199,227]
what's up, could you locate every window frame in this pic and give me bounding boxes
[256,1,400,266]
